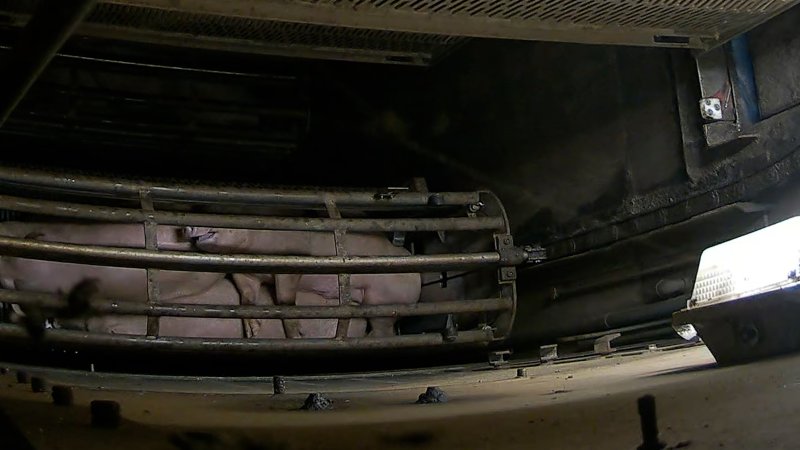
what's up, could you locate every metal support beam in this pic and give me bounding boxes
[0,0,98,127]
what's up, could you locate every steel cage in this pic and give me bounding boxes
[0,166,520,354]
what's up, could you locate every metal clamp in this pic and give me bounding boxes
[523,245,548,264]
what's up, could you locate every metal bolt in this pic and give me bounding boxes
[468,202,484,213]
[704,99,712,105]
[503,237,511,245]
[272,376,286,395]
[30,377,47,393]
[517,368,528,378]
[16,371,30,384]
[90,400,121,429]
[714,103,721,111]
[52,385,74,406]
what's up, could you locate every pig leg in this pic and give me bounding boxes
[274,274,302,339]
[231,274,262,338]
[252,284,286,339]
[368,318,396,337]
[294,292,367,338]
[359,273,421,337]
[230,274,285,339]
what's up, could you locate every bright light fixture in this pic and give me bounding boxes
[689,216,800,309]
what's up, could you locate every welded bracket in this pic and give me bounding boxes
[593,332,621,355]
[488,349,511,368]
[694,36,762,149]
[495,234,519,283]
[140,189,160,338]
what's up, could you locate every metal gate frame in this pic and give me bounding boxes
[0,166,525,354]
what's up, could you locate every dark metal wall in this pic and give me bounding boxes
[0,34,692,236]
[2,6,800,351]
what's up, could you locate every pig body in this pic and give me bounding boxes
[79,277,244,338]
[0,222,230,337]
[0,222,194,251]
[0,222,224,300]
[186,228,421,337]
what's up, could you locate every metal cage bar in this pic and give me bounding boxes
[0,324,494,352]
[0,194,506,232]
[0,167,518,352]
[0,166,479,207]
[139,189,161,337]
[0,290,512,319]
[0,236,511,273]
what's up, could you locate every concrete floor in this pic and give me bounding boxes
[1,344,799,449]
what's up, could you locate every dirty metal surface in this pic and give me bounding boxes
[0,0,464,65]
[6,344,800,449]
[0,0,795,67]
[97,0,800,49]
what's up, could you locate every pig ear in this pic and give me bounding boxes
[183,227,213,239]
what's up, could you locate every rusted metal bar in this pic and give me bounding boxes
[0,290,512,319]
[0,0,98,127]
[0,236,512,273]
[0,194,505,231]
[0,166,479,207]
[140,190,160,337]
[0,325,494,352]
[325,196,352,339]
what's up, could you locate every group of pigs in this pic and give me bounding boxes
[0,222,428,339]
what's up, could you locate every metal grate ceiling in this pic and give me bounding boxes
[0,0,798,64]
[105,0,800,48]
[0,0,464,65]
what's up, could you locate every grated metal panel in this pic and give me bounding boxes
[0,0,464,65]
[85,3,463,57]
[691,265,735,305]
[0,0,797,64]
[105,0,800,49]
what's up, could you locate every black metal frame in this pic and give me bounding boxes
[0,0,98,126]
